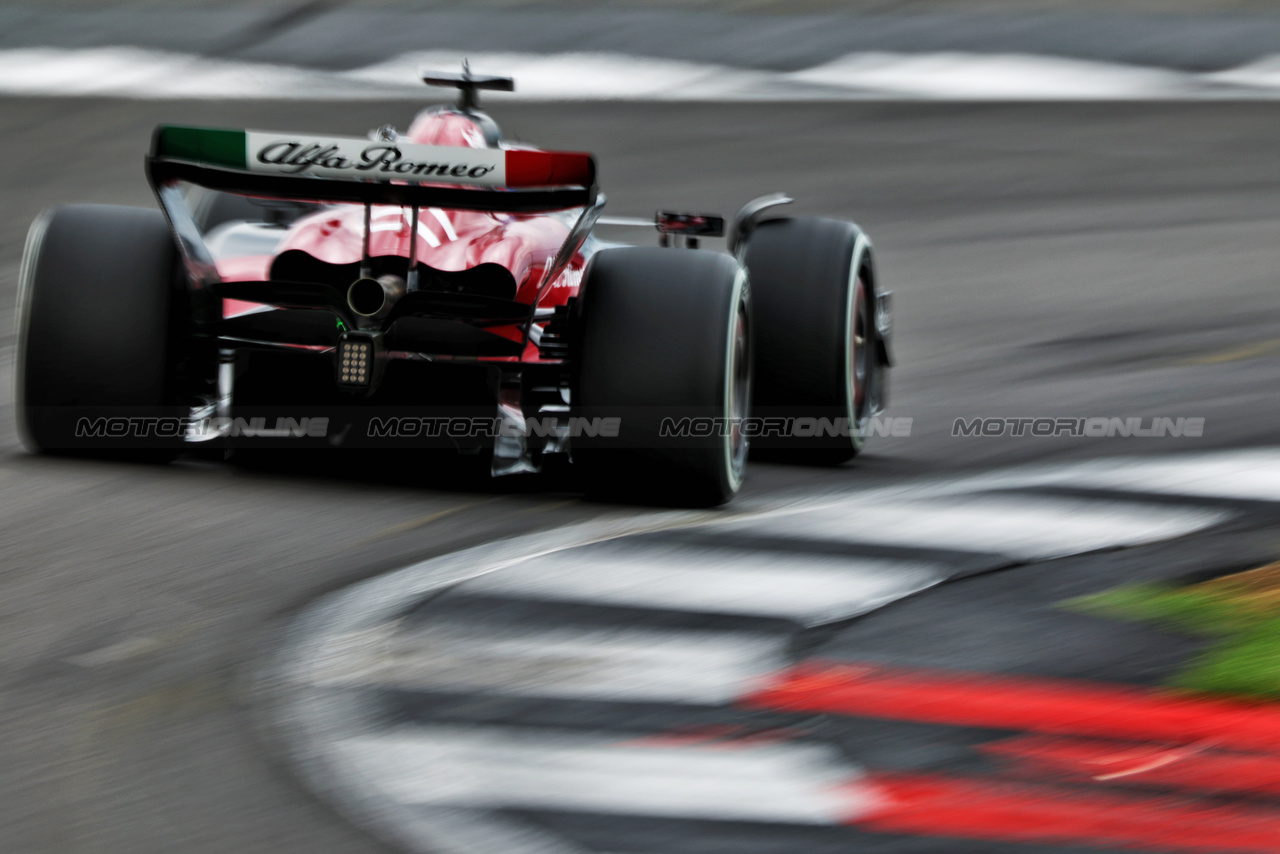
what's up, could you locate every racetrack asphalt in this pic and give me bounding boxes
[3,97,1280,851]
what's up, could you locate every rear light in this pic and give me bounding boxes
[337,334,375,387]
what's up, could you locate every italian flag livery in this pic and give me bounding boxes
[153,125,594,189]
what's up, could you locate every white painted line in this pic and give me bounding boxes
[0,47,397,99]
[305,622,788,705]
[788,51,1191,100]
[0,47,761,100]
[461,542,944,627]
[259,449,1263,854]
[7,47,1280,101]
[336,726,874,824]
[350,50,772,101]
[958,450,1280,504]
[729,495,1227,560]
[1207,56,1280,92]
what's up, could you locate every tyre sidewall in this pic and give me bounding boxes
[744,216,877,462]
[16,205,182,454]
[573,248,749,505]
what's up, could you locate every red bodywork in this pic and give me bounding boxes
[215,110,588,363]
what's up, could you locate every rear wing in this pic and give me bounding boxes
[145,124,604,342]
[147,125,597,212]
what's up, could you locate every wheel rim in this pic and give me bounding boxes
[851,278,869,415]
[727,298,751,476]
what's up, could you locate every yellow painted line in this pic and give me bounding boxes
[344,499,494,548]
[509,497,582,516]
[1184,339,1280,365]
[343,496,583,550]
[65,636,165,668]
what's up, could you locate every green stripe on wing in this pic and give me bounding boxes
[154,126,248,170]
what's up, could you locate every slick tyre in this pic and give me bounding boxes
[573,248,751,507]
[743,216,877,464]
[16,205,183,458]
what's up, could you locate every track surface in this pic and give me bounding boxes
[3,99,1280,851]
[10,3,1280,71]
[263,453,1280,854]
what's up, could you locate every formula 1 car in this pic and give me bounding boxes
[15,68,891,506]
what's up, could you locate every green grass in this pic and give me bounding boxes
[1069,582,1280,699]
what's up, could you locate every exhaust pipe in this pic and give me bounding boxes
[347,274,406,319]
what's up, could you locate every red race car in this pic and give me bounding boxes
[15,68,891,506]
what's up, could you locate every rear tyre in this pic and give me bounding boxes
[573,248,750,506]
[743,216,877,464]
[16,205,183,458]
